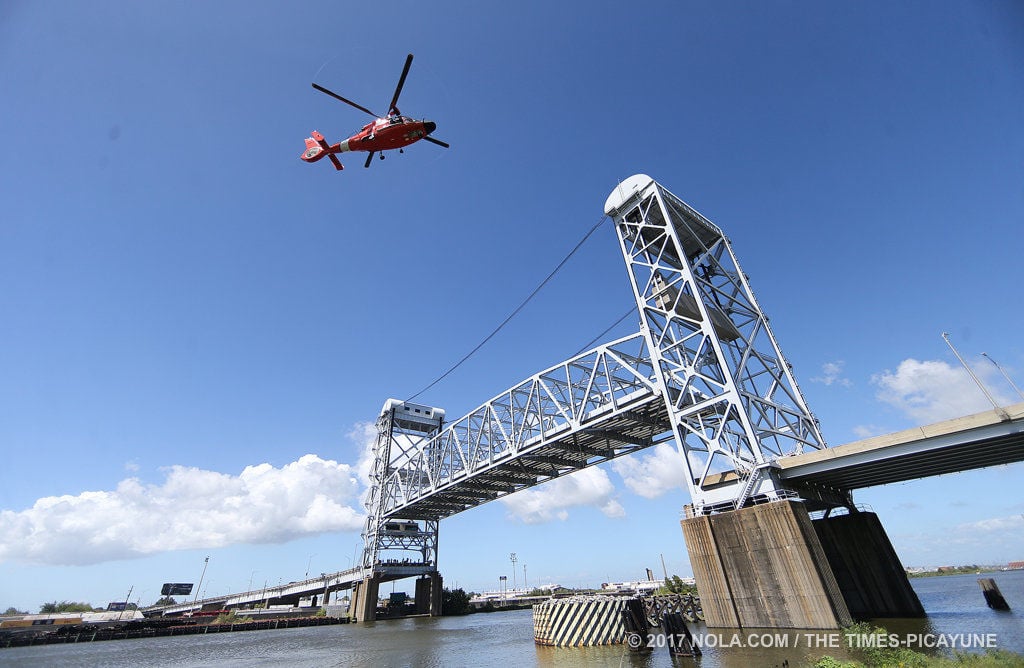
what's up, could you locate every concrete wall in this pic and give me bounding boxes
[681,500,853,629]
[812,511,925,619]
[414,574,443,616]
[350,576,380,622]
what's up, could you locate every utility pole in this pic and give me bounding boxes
[510,553,517,593]
[192,556,209,613]
[523,563,528,593]
[942,333,1009,420]
[981,352,1024,401]
[117,585,133,622]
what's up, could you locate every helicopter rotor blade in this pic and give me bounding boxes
[423,136,450,149]
[312,83,380,118]
[364,151,375,168]
[388,54,413,115]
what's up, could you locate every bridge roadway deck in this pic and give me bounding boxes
[779,401,1024,489]
[390,392,1023,521]
[149,563,430,616]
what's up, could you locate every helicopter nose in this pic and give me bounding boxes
[424,121,436,135]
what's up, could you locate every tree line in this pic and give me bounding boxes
[3,596,180,616]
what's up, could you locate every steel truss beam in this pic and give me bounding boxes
[379,332,669,519]
[605,175,827,513]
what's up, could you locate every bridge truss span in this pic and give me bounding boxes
[381,332,678,520]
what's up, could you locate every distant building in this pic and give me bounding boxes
[471,583,561,603]
[1007,561,1024,570]
[600,580,664,595]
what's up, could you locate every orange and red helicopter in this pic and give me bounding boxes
[301,54,448,171]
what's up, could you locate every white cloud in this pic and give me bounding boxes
[0,455,365,566]
[812,360,852,387]
[955,514,1024,536]
[872,358,1011,424]
[347,421,380,488]
[610,443,688,499]
[852,424,886,439]
[500,467,625,524]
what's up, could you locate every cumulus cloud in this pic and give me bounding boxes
[347,421,380,488]
[872,358,1011,424]
[610,443,687,499]
[852,424,886,439]
[500,467,625,524]
[0,455,365,566]
[812,361,852,387]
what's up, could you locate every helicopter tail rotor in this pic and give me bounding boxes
[301,131,344,170]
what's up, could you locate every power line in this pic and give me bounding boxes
[574,306,637,356]
[406,215,609,402]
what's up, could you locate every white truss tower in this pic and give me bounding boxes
[360,400,444,572]
[605,175,827,514]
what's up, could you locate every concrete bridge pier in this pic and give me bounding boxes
[415,572,443,616]
[812,509,925,619]
[350,575,381,622]
[681,500,922,629]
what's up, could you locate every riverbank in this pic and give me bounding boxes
[1,614,347,648]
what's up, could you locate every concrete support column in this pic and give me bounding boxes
[681,500,853,629]
[812,510,925,619]
[414,577,431,615]
[413,572,444,616]
[350,575,380,623]
[429,572,443,617]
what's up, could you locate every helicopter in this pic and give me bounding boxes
[301,54,449,171]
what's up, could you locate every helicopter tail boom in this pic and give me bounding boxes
[301,131,345,170]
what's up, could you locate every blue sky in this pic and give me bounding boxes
[2,1,1023,611]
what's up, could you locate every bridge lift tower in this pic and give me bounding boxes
[352,400,445,622]
[354,175,923,628]
[605,175,921,628]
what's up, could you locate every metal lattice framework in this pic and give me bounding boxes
[378,332,677,520]
[606,174,827,513]
[360,174,835,577]
[360,401,444,573]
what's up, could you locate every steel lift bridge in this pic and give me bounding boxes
[352,174,845,620]
[150,175,1020,621]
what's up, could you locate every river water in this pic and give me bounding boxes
[3,571,1022,667]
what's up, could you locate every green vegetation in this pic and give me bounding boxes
[38,601,96,613]
[152,596,177,607]
[812,623,1024,668]
[813,649,1024,667]
[211,610,253,624]
[441,587,473,616]
[656,575,698,596]
[908,566,996,578]
[3,607,29,615]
